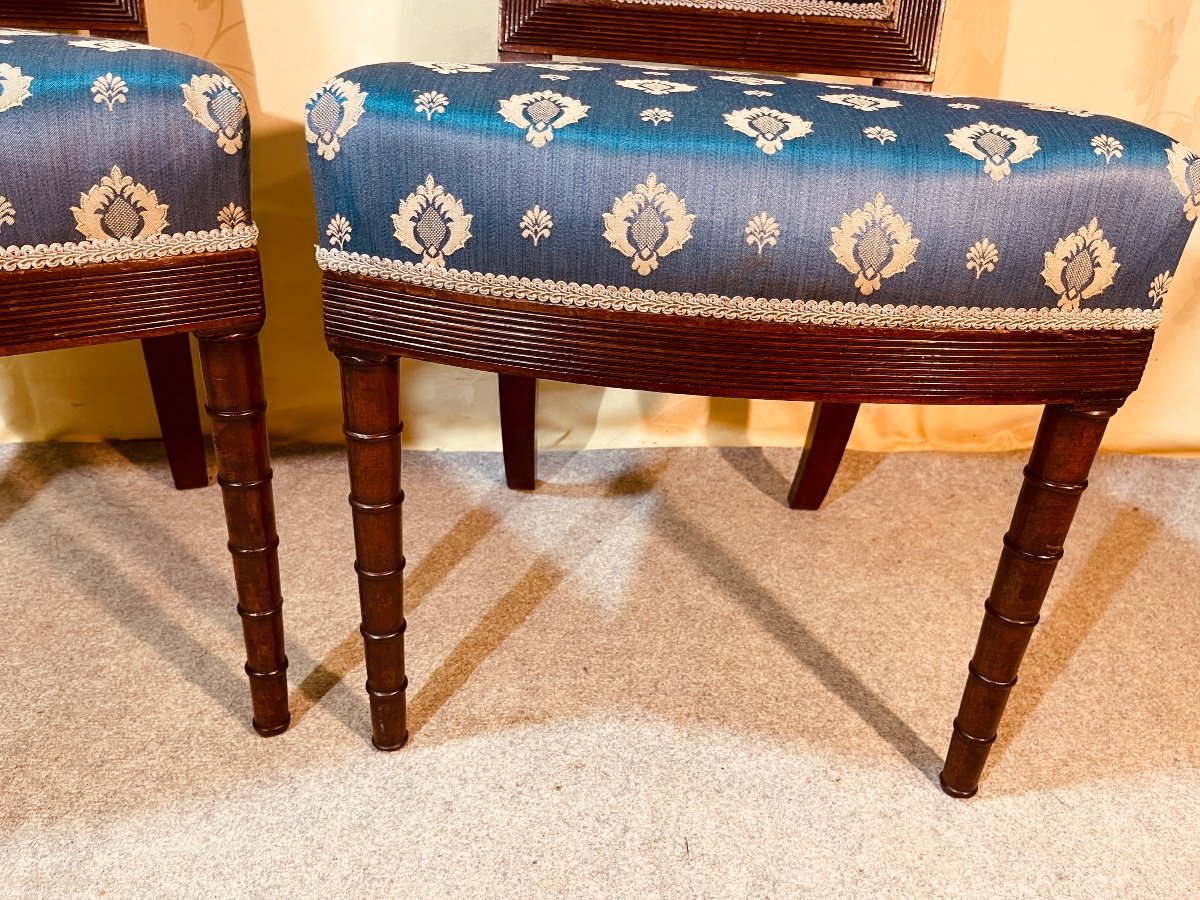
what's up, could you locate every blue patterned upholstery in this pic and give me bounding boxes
[307,61,1198,331]
[0,29,255,272]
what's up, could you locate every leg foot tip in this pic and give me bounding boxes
[372,732,409,751]
[938,772,978,799]
[253,717,290,737]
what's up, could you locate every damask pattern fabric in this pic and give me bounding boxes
[307,61,1198,331]
[0,29,255,272]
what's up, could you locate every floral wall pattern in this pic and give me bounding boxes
[0,0,1196,454]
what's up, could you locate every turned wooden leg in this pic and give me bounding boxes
[499,373,537,490]
[338,351,408,750]
[787,402,859,510]
[141,333,209,490]
[940,402,1118,797]
[196,329,289,736]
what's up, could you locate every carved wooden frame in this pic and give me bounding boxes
[499,0,946,81]
[0,0,147,38]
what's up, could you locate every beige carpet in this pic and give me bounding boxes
[0,440,1198,898]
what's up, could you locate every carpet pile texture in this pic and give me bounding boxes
[1,442,1198,897]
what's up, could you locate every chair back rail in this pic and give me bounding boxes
[499,0,946,82]
[0,0,148,41]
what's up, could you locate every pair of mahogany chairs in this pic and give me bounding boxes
[3,0,1195,798]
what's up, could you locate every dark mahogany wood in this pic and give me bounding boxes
[0,0,146,34]
[195,327,290,736]
[140,333,211,490]
[940,402,1117,797]
[499,0,945,81]
[498,373,538,490]
[0,251,263,355]
[323,276,1151,406]
[338,351,408,750]
[788,402,860,510]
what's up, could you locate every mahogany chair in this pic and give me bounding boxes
[0,2,289,736]
[306,0,1196,795]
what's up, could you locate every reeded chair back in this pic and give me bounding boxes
[308,0,1194,796]
[0,0,289,736]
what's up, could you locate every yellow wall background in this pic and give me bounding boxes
[2,0,1197,453]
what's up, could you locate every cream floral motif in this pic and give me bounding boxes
[539,74,570,82]
[966,238,998,279]
[0,196,14,233]
[863,126,896,144]
[529,63,600,72]
[615,79,697,96]
[91,73,128,112]
[2,227,258,272]
[946,122,1039,181]
[520,206,553,246]
[1041,218,1119,310]
[217,203,246,229]
[0,29,46,36]
[1166,142,1200,221]
[743,90,773,97]
[71,166,169,241]
[0,41,10,45]
[498,91,589,148]
[745,213,779,256]
[412,63,492,74]
[1091,134,1123,164]
[710,75,785,86]
[620,63,688,71]
[306,77,367,161]
[947,102,980,110]
[68,38,151,52]
[1148,272,1172,306]
[603,173,695,276]
[317,248,1160,332]
[640,107,673,126]
[823,84,856,90]
[724,107,812,155]
[182,74,247,154]
[1025,102,1093,117]
[818,93,902,112]
[392,174,472,267]
[0,63,33,113]
[829,193,919,296]
[327,214,352,248]
[415,90,449,120]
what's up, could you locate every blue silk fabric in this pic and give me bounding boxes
[0,29,254,271]
[307,61,1198,331]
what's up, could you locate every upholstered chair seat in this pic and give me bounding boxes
[0,29,255,271]
[310,61,1193,333]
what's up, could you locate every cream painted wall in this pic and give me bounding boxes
[2,0,1197,453]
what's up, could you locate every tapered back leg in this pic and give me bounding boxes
[788,402,860,510]
[498,373,538,490]
[141,333,210,490]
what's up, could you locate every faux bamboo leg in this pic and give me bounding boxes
[940,403,1119,797]
[195,328,289,735]
[338,351,408,750]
